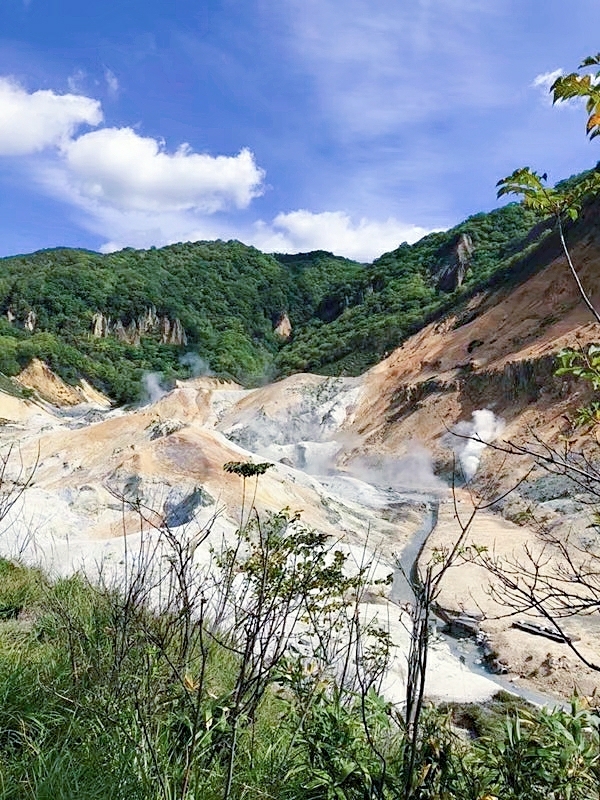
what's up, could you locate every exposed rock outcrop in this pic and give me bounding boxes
[24,310,36,332]
[166,318,187,346]
[274,312,292,339]
[146,417,186,440]
[4,307,39,331]
[91,312,109,338]
[163,486,214,527]
[90,306,187,346]
[15,358,111,407]
[434,232,474,292]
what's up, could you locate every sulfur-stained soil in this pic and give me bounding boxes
[2,214,600,702]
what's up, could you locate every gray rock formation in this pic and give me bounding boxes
[166,318,187,346]
[274,312,292,339]
[91,312,110,338]
[24,310,37,332]
[90,305,187,346]
[146,418,185,440]
[163,486,215,527]
[435,232,474,292]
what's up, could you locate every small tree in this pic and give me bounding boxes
[497,54,600,325]
[469,54,600,676]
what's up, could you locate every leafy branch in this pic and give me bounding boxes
[496,54,600,326]
[552,53,600,139]
[497,167,600,325]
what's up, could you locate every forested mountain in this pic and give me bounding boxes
[277,202,545,375]
[0,196,560,402]
[0,242,290,402]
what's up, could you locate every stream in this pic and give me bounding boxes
[389,492,563,709]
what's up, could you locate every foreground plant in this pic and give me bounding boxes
[497,54,600,329]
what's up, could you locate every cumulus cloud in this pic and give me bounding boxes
[0,76,428,260]
[252,209,433,261]
[79,207,230,254]
[531,68,563,105]
[76,205,432,261]
[0,78,102,155]
[58,128,264,213]
[532,68,563,93]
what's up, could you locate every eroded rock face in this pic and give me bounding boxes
[4,307,39,331]
[274,312,292,339]
[15,358,111,407]
[91,312,109,338]
[435,233,474,292]
[90,306,187,346]
[24,310,37,332]
[163,486,214,527]
[146,418,186,440]
[167,318,187,346]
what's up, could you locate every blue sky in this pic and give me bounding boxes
[0,0,599,261]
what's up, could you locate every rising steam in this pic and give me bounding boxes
[449,409,505,481]
[347,448,446,494]
[142,372,168,404]
[180,352,213,377]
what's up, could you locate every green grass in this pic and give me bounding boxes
[0,557,595,799]
[0,374,34,401]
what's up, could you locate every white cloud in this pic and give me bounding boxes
[252,209,434,261]
[67,69,87,94]
[85,208,229,254]
[50,201,431,262]
[532,68,563,103]
[57,127,265,213]
[532,68,563,92]
[0,78,102,155]
[0,75,429,261]
[104,69,120,97]
[275,0,507,139]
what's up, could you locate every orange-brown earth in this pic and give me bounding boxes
[353,216,600,465]
[346,213,600,701]
[1,216,600,701]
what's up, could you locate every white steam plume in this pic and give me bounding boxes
[348,448,446,494]
[142,373,168,405]
[180,352,213,377]
[449,409,504,481]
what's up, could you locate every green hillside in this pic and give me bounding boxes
[0,199,554,402]
[0,242,291,402]
[276,202,544,375]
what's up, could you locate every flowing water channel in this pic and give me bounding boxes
[387,492,563,709]
[15,389,563,711]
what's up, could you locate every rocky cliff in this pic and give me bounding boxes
[353,201,600,464]
[91,306,188,346]
[433,231,474,292]
[274,312,292,339]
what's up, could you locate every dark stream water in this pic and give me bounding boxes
[387,491,562,709]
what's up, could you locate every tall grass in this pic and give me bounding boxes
[0,512,596,800]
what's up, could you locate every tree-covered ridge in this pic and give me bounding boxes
[276,202,542,375]
[0,194,562,402]
[0,241,297,401]
[274,250,367,325]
